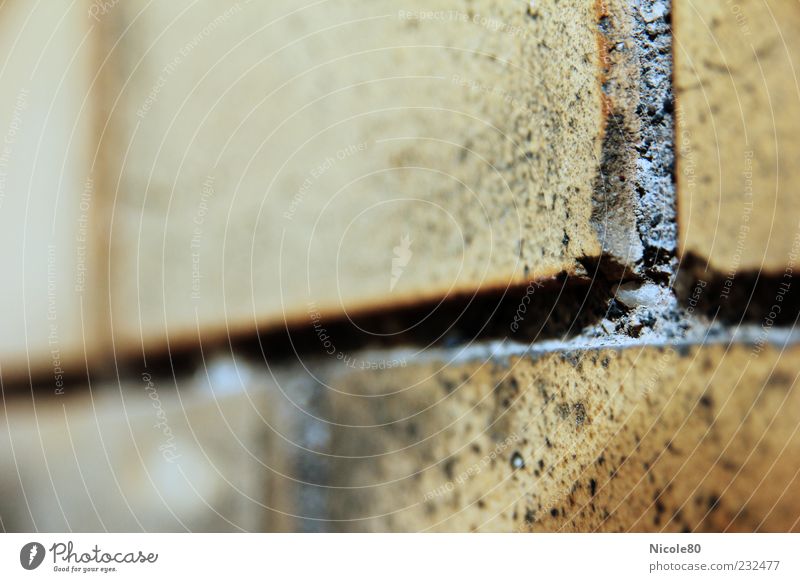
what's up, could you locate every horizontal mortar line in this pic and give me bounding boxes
[350,324,800,368]
[4,259,800,396]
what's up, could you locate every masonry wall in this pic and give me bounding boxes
[1,0,799,532]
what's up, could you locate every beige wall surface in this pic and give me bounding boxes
[0,357,290,532]
[322,341,800,532]
[99,0,609,351]
[0,1,106,379]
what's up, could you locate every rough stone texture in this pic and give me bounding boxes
[590,0,645,270]
[585,0,676,280]
[0,0,107,379]
[98,0,619,352]
[0,357,289,532]
[318,340,800,532]
[630,0,677,277]
[675,0,800,274]
[2,0,797,537]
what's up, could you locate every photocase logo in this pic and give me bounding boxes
[20,542,45,570]
[390,233,413,292]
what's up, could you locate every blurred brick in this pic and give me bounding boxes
[675,0,800,274]
[0,0,107,379]
[319,341,800,531]
[0,358,290,532]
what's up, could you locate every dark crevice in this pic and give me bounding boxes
[3,273,626,394]
[676,255,800,327]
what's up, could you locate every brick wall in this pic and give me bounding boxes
[1,0,798,532]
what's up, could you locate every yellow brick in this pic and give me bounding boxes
[323,341,800,531]
[98,0,623,350]
[0,358,288,531]
[675,0,800,274]
[0,0,107,379]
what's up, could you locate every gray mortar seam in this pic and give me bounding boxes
[630,0,677,277]
[588,0,676,280]
[573,1,695,346]
[342,325,800,369]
